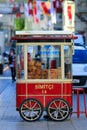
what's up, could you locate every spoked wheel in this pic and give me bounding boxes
[19,98,43,122]
[47,98,70,121]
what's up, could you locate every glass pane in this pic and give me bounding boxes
[64,45,72,79]
[27,45,61,79]
[16,46,24,79]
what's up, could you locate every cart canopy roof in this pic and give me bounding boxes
[12,31,77,42]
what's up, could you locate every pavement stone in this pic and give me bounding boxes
[0,79,87,130]
[0,79,11,94]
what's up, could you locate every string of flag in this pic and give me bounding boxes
[24,0,63,23]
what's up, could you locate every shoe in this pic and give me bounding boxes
[43,115,49,120]
[12,80,14,83]
[12,79,16,83]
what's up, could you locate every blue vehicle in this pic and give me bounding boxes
[72,34,87,86]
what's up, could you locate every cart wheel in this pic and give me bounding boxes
[47,98,70,121]
[19,98,43,122]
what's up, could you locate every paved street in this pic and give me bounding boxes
[0,64,11,78]
[0,79,87,130]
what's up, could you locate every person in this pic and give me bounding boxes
[8,48,16,83]
[0,53,3,75]
[0,53,3,64]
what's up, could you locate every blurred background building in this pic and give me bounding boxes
[75,0,87,44]
[0,0,87,54]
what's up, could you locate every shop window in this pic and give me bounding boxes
[27,45,61,79]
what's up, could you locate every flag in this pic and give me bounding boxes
[19,3,24,13]
[67,5,72,21]
[27,0,40,23]
[33,1,40,23]
[41,2,50,15]
[51,0,63,24]
[52,0,62,13]
[24,3,29,18]
[28,0,33,16]
[50,0,56,24]
[9,0,15,2]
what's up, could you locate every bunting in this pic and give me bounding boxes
[10,0,14,2]
[28,0,33,16]
[26,0,63,24]
[52,0,63,13]
[33,1,40,23]
[67,5,72,21]
[41,2,50,15]
[27,0,40,23]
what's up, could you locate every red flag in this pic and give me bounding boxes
[41,2,50,15]
[33,1,39,23]
[67,5,72,20]
[28,0,33,15]
[9,0,14,2]
[52,0,62,13]
[52,0,56,9]
[27,0,40,23]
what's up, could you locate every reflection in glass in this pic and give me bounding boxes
[27,45,61,79]
[64,45,72,79]
[17,46,24,79]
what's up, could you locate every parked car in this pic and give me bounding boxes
[72,33,87,86]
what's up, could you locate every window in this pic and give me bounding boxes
[16,46,24,79]
[27,45,61,79]
[16,44,72,80]
[64,45,72,79]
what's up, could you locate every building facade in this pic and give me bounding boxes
[75,0,87,44]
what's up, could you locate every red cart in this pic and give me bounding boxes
[12,31,75,122]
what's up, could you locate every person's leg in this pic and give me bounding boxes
[10,67,14,82]
[13,67,16,81]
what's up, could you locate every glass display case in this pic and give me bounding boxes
[16,44,72,80]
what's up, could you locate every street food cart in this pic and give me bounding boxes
[12,31,75,122]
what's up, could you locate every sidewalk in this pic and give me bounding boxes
[0,79,87,130]
[0,64,11,78]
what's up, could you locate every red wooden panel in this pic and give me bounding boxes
[16,82,72,109]
[45,96,61,107]
[63,83,72,107]
[27,96,44,107]
[63,96,72,107]
[16,83,26,95]
[16,95,44,109]
[27,83,62,95]
[16,96,26,108]
[63,83,72,95]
